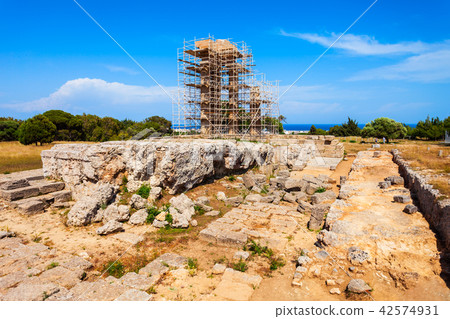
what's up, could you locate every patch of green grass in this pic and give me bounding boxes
[194,204,205,215]
[315,187,326,193]
[103,261,125,278]
[231,260,248,272]
[227,175,236,182]
[100,203,107,210]
[156,236,175,243]
[349,140,357,143]
[136,184,151,199]
[121,175,128,185]
[157,227,189,235]
[47,262,59,270]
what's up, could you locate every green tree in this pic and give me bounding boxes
[413,116,445,140]
[0,120,20,141]
[17,114,57,145]
[143,116,172,134]
[329,117,361,136]
[444,116,450,133]
[361,117,407,143]
[309,125,317,135]
[43,109,84,141]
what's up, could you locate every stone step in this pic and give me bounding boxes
[0,169,44,187]
[0,181,65,202]
[11,190,72,215]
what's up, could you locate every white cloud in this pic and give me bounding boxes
[348,49,450,82]
[104,65,139,75]
[0,78,176,119]
[280,30,437,56]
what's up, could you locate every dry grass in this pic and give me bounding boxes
[341,137,450,197]
[0,141,97,174]
[429,178,450,199]
[395,143,450,173]
[0,141,53,174]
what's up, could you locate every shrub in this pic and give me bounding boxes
[146,206,161,224]
[136,184,150,199]
[227,175,236,182]
[165,211,173,225]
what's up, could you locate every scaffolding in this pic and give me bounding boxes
[173,36,279,139]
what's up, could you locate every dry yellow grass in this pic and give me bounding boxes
[0,142,52,174]
[341,137,449,197]
[0,141,97,174]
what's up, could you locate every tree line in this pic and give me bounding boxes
[0,110,172,145]
[308,116,450,143]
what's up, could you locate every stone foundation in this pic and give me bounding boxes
[41,136,343,199]
[391,149,450,252]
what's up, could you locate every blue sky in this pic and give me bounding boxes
[0,0,449,124]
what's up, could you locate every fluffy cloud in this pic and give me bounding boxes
[280,30,435,56]
[1,78,176,119]
[348,49,450,82]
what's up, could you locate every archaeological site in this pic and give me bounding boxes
[0,133,449,301]
[0,37,449,303]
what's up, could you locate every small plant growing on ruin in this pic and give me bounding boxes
[47,262,59,270]
[194,205,205,215]
[269,257,285,271]
[136,184,151,199]
[246,240,273,258]
[260,184,269,194]
[32,233,42,243]
[121,175,128,185]
[240,189,249,199]
[147,286,157,294]
[165,211,173,225]
[100,203,107,210]
[232,259,248,272]
[315,187,326,194]
[104,261,125,278]
[187,258,198,270]
[146,206,161,224]
[227,175,236,182]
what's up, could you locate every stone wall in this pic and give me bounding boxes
[41,137,343,199]
[391,149,450,252]
[270,135,344,170]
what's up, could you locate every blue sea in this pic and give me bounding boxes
[283,123,417,132]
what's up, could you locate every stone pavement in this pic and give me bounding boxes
[199,202,301,251]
